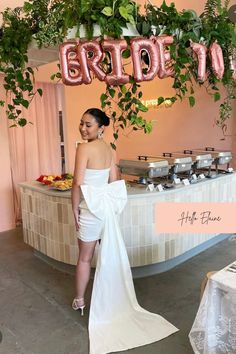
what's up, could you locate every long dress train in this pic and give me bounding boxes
[80,178,178,354]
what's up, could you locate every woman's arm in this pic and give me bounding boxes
[71,143,88,230]
[109,152,119,183]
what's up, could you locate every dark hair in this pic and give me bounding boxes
[84,108,110,127]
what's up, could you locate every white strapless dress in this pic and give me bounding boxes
[77,168,111,242]
[78,168,178,354]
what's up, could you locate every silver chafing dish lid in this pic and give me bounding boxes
[173,151,213,161]
[191,148,232,158]
[157,153,193,165]
[119,157,169,168]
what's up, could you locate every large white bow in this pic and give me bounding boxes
[80,179,127,221]
[81,179,178,354]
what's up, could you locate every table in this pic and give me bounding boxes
[189,262,236,354]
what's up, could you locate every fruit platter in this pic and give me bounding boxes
[36,173,73,191]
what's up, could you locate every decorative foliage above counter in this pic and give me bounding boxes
[0,0,235,146]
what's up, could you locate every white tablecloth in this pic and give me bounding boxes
[189,263,236,354]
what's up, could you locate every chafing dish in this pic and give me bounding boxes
[173,150,213,174]
[118,157,170,179]
[183,147,232,172]
[154,153,193,175]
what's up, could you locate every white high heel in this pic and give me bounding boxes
[72,297,86,316]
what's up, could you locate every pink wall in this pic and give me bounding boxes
[55,76,235,172]
[0,77,15,232]
[0,0,235,232]
[116,80,235,162]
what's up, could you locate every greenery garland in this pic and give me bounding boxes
[0,0,235,146]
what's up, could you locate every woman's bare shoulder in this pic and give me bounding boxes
[76,142,90,153]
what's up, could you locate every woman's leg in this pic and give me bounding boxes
[75,239,97,299]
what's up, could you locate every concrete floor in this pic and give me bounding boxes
[0,229,236,354]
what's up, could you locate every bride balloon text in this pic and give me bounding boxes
[59,37,235,86]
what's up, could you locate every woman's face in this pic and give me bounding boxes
[79,113,103,141]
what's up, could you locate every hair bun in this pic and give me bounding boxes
[84,108,110,127]
[101,112,110,126]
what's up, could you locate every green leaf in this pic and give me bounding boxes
[138,102,148,112]
[122,49,131,59]
[100,93,108,108]
[113,133,118,140]
[110,142,116,150]
[18,118,27,127]
[120,85,127,94]
[101,7,113,16]
[126,4,134,14]
[127,15,135,25]
[138,92,143,98]
[119,6,129,20]
[7,104,15,111]
[108,88,115,98]
[189,96,195,107]
[214,92,221,102]
[142,21,151,36]
[27,67,34,74]
[158,97,164,105]
[144,122,153,134]
[37,88,43,97]
[125,92,132,100]
[21,100,30,109]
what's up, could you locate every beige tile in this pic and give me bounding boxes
[63,224,70,245]
[64,244,70,263]
[152,244,159,263]
[59,244,65,262]
[145,245,153,264]
[57,203,63,223]
[139,247,146,266]
[58,223,64,243]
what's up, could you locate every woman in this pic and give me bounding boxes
[71,108,178,354]
[71,108,116,314]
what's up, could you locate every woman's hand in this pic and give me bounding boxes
[73,208,80,231]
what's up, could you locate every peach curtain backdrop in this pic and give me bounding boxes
[8,82,61,223]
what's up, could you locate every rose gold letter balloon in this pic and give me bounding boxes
[77,41,106,84]
[154,35,174,79]
[230,57,236,81]
[59,42,83,85]
[131,38,159,82]
[102,39,129,86]
[190,42,207,82]
[210,42,225,80]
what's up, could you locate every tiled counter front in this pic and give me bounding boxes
[20,173,236,267]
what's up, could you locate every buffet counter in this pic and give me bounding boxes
[19,173,236,276]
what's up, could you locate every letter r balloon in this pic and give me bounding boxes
[102,39,129,86]
[77,41,106,84]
